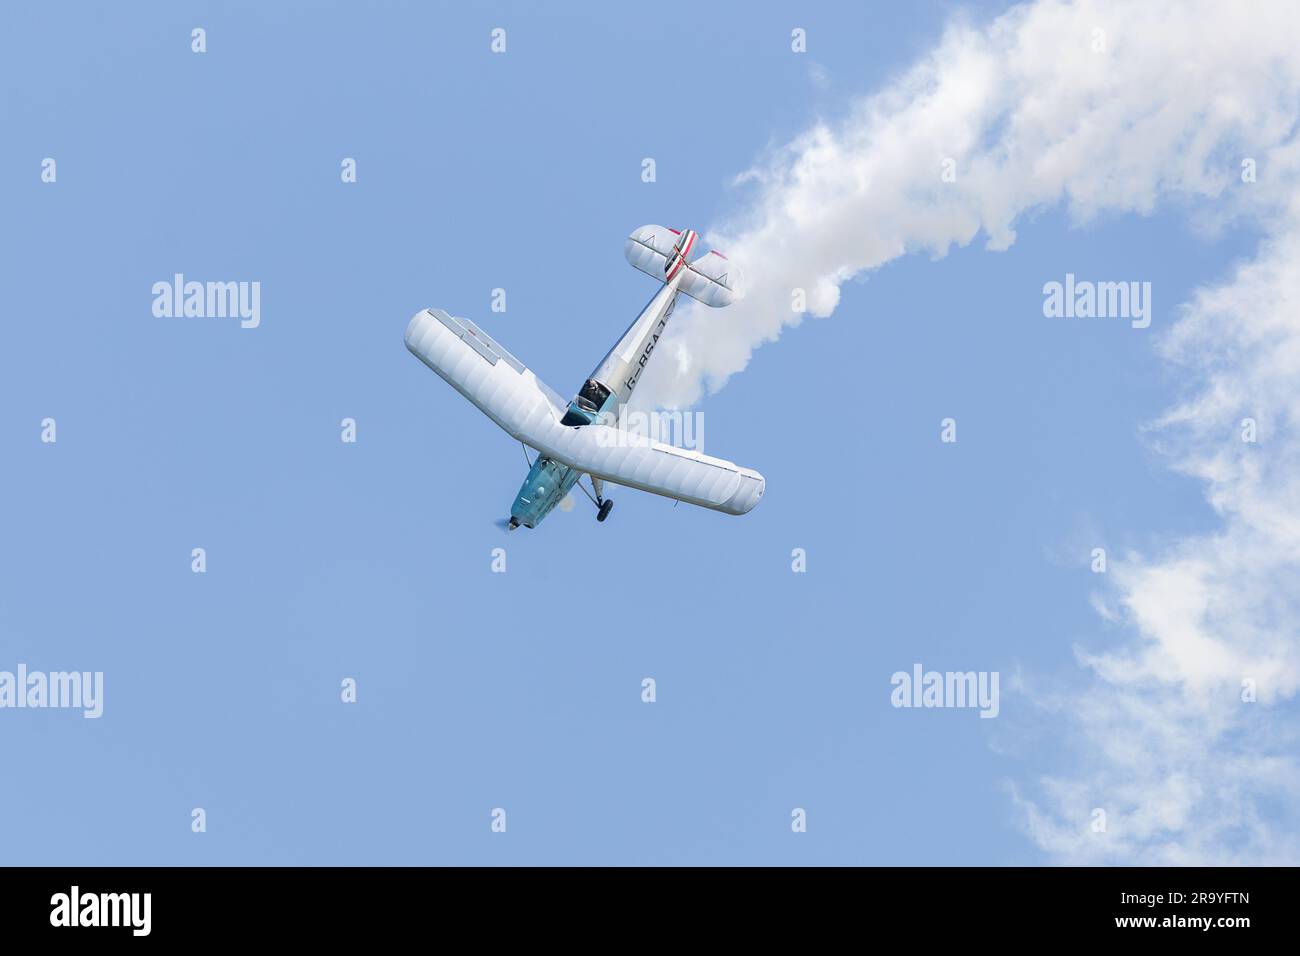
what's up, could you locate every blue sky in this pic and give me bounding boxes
[3,0,1296,864]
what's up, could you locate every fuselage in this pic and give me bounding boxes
[509,270,686,528]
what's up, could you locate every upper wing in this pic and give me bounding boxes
[624,225,744,308]
[408,308,570,423]
[405,309,764,515]
[552,429,765,515]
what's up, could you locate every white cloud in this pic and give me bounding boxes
[1044,221,1300,864]
[637,0,1300,863]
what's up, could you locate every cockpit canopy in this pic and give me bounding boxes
[560,379,612,427]
[578,379,610,409]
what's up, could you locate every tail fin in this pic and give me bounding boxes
[624,224,744,308]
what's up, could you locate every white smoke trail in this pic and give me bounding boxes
[639,0,1300,862]
[639,0,1300,408]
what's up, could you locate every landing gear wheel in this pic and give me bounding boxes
[596,499,614,522]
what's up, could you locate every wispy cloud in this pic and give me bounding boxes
[639,0,1300,863]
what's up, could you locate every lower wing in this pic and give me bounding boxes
[405,309,765,515]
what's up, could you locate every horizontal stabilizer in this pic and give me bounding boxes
[624,224,743,308]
